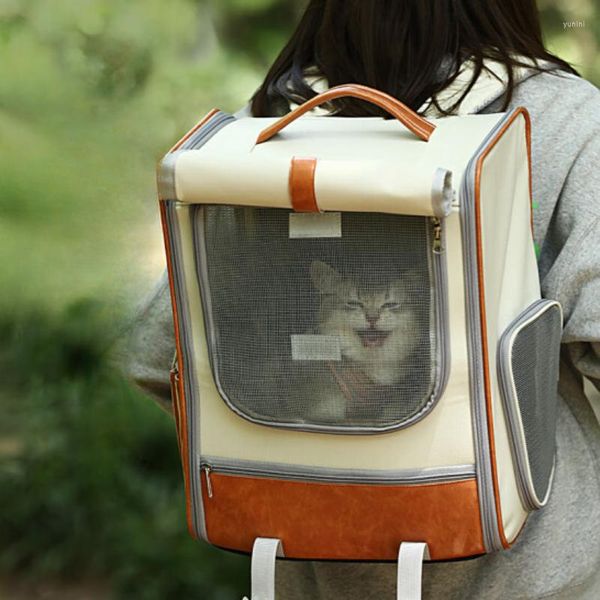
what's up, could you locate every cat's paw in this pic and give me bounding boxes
[307,395,347,424]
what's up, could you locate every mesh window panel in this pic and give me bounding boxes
[510,303,562,503]
[195,207,444,431]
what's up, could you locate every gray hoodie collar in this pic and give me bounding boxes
[420,58,558,116]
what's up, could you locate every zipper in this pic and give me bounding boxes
[170,355,182,441]
[170,353,180,404]
[430,216,451,405]
[199,459,476,500]
[460,161,500,552]
[203,465,214,498]
[431,217,444,254]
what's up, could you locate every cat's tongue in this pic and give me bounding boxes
[357,329,389,348]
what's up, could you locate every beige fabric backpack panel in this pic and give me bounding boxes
[157,84,562,600]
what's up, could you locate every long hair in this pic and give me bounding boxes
[251,0,577,117]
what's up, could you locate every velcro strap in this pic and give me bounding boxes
[245,538,284,600]
[397,542,430,600]
[289,157,319,212]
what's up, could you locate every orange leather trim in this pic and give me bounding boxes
[257,84,435,144]
[169,108,219,154]
[159,200,196,539]
[474,108,532,550]
[289,157,319,212]
[523,108,534,234]
[201,474,485,561]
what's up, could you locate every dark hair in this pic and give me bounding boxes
[251,0,577,117]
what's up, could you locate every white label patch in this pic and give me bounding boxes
[289,213,342,239]
[291,335,342,361]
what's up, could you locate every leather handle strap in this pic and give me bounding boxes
[256,84,435,144]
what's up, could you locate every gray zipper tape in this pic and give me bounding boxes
[161,111,237,541]
[459,109,523,553]
[200,456,476,487]
[164,201,207,541]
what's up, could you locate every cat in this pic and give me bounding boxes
[302,260,418,424]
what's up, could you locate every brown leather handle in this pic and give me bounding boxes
[256,83,435,144]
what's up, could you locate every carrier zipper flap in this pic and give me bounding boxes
[194,210,451,434]
[199,457,476,498]
[497,299,562,510]
[173,153,453,217]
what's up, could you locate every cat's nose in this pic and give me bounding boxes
[366,314,379,327]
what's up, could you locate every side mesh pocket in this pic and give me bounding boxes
[497,299,563,510]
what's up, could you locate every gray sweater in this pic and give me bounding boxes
[125,69,600,599]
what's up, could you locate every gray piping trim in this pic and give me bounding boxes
[160,111,237,542]
[183,112,236,150]
[157,112,236,201]
[459,109,524,553]
[157,151,181,201]
[497,299,562,510]
[193,210,451,435]
[164,201,207,541]
[200,456,476,486]
[432,217,452,409]
[431,168,454,219]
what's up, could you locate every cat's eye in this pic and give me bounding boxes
[382,302,401,310]
[345,300,363,310]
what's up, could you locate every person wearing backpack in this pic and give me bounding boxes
[126,1,600,598]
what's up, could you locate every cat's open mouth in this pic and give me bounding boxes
[356,329,390,348]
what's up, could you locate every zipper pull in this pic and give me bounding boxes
[203,465,213,499]
[432,217,444,254]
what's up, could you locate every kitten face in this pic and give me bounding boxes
[310,261,417,384]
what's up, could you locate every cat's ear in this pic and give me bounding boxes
[310,261,342,294]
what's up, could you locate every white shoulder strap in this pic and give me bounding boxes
[397,542,430,600]
[243,538,284,600]
[243,538,427,600]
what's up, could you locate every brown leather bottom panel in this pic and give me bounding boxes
[200,473,485,561]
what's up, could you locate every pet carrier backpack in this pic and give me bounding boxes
[157,84,562,600]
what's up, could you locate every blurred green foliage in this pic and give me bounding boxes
[0,0,597,598]
[0,302,249,598]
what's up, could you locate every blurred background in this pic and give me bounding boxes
[0,0,598,598]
